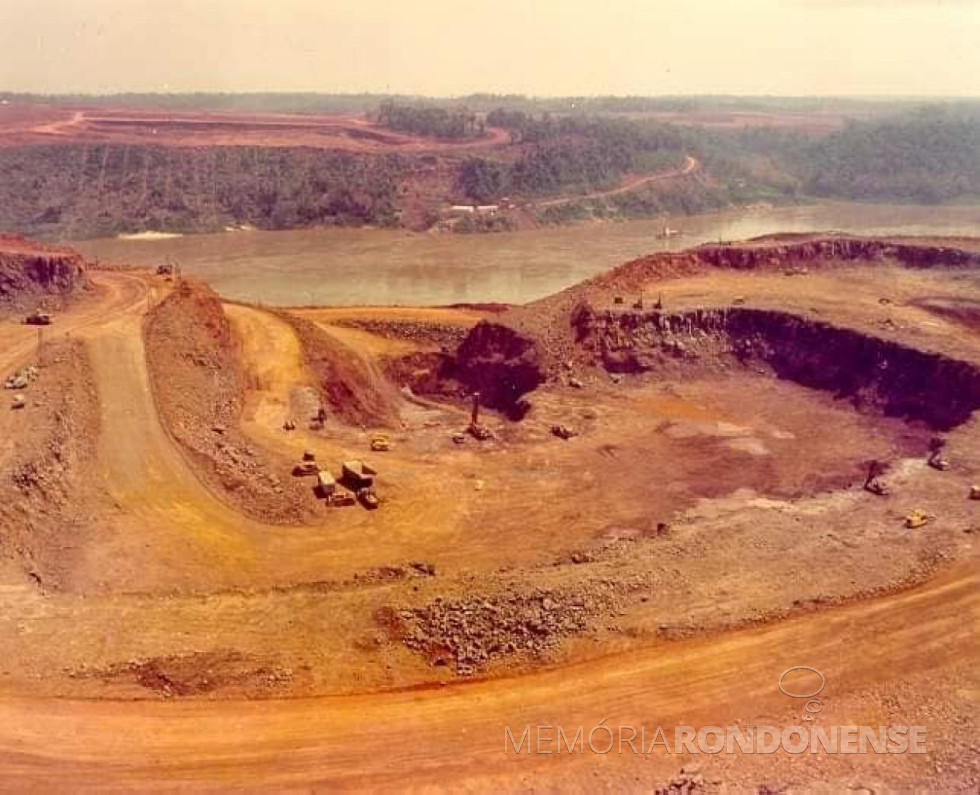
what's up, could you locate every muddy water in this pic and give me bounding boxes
[73,202,980,306]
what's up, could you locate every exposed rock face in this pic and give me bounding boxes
[0,235,86,304]
[576,304,980,430]
[454,238,980,429]
[455,320,548,418]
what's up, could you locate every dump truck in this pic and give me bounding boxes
[342,460,376,489]
[316,470,337,497]
[24,309,51,326]
[370,432,391,452]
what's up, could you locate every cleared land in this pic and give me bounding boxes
[0,235,977,789]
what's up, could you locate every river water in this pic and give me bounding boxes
[72,202,980,306]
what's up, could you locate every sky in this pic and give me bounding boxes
[1,0,979,96]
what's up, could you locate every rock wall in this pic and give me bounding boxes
[0,235,86,304]
[455,320,549,418]
[575,304,980,430]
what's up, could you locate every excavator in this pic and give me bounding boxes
[927,437,950,471]
[863,460,889,497]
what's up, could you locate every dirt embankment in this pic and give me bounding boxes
[0,234,87,311]
[456,237,980,423]
[144,281,315,523]
[589,236,980,294]
[279,314,403,428]
[0,340,99,589]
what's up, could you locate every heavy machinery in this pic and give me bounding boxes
[927,438,950,471]
[293,461,318,477]
[370,432,391,452]
[863,460,889,497]
[904,509,929,529]
[551,424,579,440]
[970,485,980,501]
[316,470,337,497]
[24,309,51,326]
[327,491,356,507]
[467,392,493,440]
[357,488,380,510]
[342,460,376,489]
[11,394,25,410]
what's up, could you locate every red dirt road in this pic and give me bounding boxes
[534,155,701,209]
[0,561,974,788]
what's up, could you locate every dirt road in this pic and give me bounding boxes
[0,561,973,788]
[534,156,700,209]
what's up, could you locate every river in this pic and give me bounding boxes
[72,202,980,306]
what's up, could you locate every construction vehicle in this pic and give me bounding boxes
[613,296,624,305]
[970,486,980,501]
[357,488,380,510]
[452,432,466,445]
[292,460,318,477]
[283,418,296,431]
[653,293,664,311]
[551,424,579,440]
[24,309,51,326]
[927,438,950,471]
[904,509,929,529]
[342,460,376,489]
[370,432,391,452]
[863,460,889,497]
[327,491,356,507]
[732,295,747,306]
[316,470,337,497]
[467,392,493,440]
[632,296,644,310]
[11,394,25,410]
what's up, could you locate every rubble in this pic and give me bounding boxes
[400,588,611,675]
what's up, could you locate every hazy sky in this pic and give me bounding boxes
[2,0,979,96]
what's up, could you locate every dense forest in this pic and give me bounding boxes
[462,114,689,201]
[0,145,405,239]
[376,101,486,140]
[0,100,978,240]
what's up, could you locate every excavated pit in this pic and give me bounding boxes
[573,305,980,431]
[456,305,980,432]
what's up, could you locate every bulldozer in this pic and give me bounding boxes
[24,309,51,326]
[904,509,929,530]
[369,432,391,452]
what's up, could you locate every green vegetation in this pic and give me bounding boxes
[462,114,688,201]
[801,110,980,202]
[1,100,978,240]
[376,101,485,140]
[0,145,405,239]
